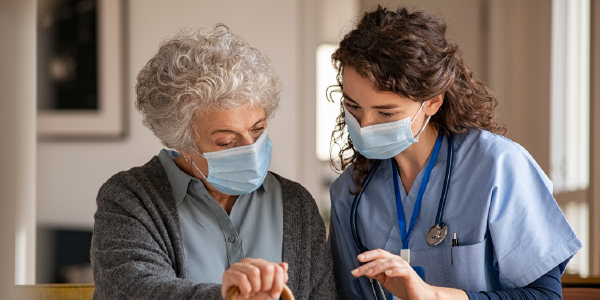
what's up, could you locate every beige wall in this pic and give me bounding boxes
[36,0,313,228]
[487,0,552,173]
[361,0,486,80]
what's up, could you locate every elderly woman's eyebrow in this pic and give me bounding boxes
[251,118,266,126]
[208,119,266,135]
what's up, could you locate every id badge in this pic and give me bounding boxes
[400,249,425,281]
[395,249,425,300]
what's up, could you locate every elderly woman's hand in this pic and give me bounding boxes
[221,258,289,300]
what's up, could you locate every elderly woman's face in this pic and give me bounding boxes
[181,102,267,187]
[195,103,267,152]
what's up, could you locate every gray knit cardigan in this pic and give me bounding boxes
[91,156,338,300]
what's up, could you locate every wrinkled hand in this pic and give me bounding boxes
[221,258,289,300]
[351,249,466,300]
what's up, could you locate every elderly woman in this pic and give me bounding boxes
[91,25,337,300]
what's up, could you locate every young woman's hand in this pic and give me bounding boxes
[351,249,467,300]
[221,258,289,300]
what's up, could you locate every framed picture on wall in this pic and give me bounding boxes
[37,0,124,139]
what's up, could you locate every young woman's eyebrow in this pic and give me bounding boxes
[343,93,400,109]
[371,104,400,109]
[342,94,359,105]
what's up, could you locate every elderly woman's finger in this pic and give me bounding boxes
[230,262,262,295]
[269,263,285,299]
[279,262,289,283]
[221,269,253,299]
[246,259,275,292]
[357,249,396,263]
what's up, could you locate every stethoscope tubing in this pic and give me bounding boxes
[435,133,454,226]
[350,160,382,253]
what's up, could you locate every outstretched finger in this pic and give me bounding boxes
[357,249,396,263]
[383,266,415,278]
[365,258,411,278]
[351,258,389,277]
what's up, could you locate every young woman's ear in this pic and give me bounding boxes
[424,94,444,116]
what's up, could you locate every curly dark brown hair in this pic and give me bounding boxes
[328,5,507,194]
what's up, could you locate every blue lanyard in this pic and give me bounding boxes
[393,129,444,249]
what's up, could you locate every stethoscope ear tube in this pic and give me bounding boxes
[350,159,382,253]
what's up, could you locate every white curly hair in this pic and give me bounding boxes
[135,24,281,152]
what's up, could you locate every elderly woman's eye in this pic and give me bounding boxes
[253,127,264,133]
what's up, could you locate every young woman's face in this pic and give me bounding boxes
[341,67,429,136]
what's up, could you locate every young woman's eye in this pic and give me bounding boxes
[379,112,396,118]
[345,103,360,110]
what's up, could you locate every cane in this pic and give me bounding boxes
[225,285,295,300]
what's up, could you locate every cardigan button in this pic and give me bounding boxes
[227,236,236,242]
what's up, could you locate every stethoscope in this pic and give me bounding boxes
[349,130,454,300]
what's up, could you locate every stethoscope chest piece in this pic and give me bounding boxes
[426,223,448,246]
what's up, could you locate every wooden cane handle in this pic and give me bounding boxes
[225,285,295,300]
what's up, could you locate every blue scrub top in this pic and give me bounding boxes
[329,129,582,299]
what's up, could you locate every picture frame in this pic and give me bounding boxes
[37,0,124,139]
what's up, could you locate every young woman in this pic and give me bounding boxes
[328,6,581,300]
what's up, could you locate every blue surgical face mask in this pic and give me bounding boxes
[191,129,273,195]
[344,102,431,159]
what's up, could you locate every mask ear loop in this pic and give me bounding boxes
[409,101,426,124]
[191,150,208,180]
[410,101,432,140]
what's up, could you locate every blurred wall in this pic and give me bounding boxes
[37,0,316,229]
[0,0,37,289]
